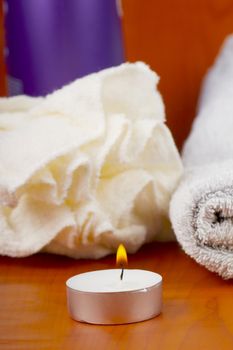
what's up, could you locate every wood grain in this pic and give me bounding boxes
[122,0,233,148]
[1,242,233,350]
[1,3,233,348]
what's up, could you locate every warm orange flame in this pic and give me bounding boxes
[116,244,128,267]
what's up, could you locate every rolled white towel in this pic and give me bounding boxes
[0,62,182,258]
[170,36,233,279]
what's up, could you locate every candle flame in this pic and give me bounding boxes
[116,244,128,267]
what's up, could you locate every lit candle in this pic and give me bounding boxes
[66,244,162,325]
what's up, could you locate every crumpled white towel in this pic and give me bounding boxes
[0,62,182,258]
[170,36,233,278]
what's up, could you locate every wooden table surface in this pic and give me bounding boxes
[1,242,233,350]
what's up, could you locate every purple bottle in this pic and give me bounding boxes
[4,0,124,96]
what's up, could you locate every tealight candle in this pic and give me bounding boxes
[66,245,162,324]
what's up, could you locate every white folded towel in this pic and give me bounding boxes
[170,36,233,278]
[0,62,182,258]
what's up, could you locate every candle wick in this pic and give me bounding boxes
[120,268,124,280]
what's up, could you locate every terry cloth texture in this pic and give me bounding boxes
[170,35,233,279]
[0,62,182,258]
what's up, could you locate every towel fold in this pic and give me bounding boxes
[0,62,182,258]
[170,36,233,278]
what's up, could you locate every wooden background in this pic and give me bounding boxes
[1,2,233,349]
[2,1,233,146]
[122,0,233,148]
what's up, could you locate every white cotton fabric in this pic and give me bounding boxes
[0,62,182,258]
[170,36,233,279]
